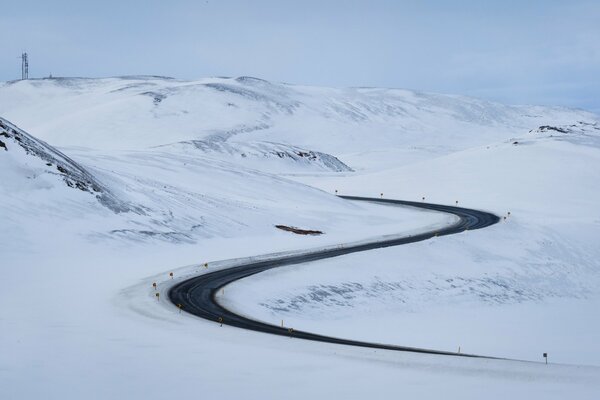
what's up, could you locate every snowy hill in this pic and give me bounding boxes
[2,76,596,244]
[0,76,595,158]
[0,117,133,213]
[1,76,600,399]
[248,121,600,363]
[0,116,431,245]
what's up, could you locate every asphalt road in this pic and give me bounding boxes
[169,196,500,358]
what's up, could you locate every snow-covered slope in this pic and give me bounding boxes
[1,76,599,399]
[159,139,352,174]
[0,116,440,245]
[0,117,132,213]
[0,76,595,160]
[240,121,600,364]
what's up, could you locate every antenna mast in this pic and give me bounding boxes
[21,52,29,80]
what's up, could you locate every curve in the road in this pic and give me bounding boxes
[169,196,500,358]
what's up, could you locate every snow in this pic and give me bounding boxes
[231,121,600,366]
[1,76,600,399]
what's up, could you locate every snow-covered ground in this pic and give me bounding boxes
[1,76,599,399]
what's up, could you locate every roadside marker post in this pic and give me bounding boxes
[204,262,208,269]
[169,272,174,279]
[543,353,548,364]
[152,282,157,290]
[455,200,459,206]
[380,192,383,198]
[288,327,294,337]
[218,317,223,327]
[458,346,461,354]
[155,292,160,301]
[422,196,425,202]
[177,303,183,313]
[281,320,284,328]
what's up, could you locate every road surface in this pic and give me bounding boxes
[169,196,500,358]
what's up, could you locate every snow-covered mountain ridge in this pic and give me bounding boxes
[1,76,596,155]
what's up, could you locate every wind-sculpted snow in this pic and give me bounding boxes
[203,82,301,115]
[166,139,353,172]
[0,115,356,243]
[1,76,596,152]
[75,146,363,243]
[0,118,135,213]
[259,273,572,317]
[193,123,271,144]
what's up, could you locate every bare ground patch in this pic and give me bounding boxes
[275,225,323,235]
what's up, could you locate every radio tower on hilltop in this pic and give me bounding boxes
[21,52,29,80]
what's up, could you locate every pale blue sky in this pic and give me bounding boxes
[1,0,598,113]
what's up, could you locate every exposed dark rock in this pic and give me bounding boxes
[538,125,569,133]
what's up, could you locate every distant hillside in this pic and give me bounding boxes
[1,76,596,159]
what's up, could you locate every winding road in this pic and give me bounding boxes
[169,196,500,358]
